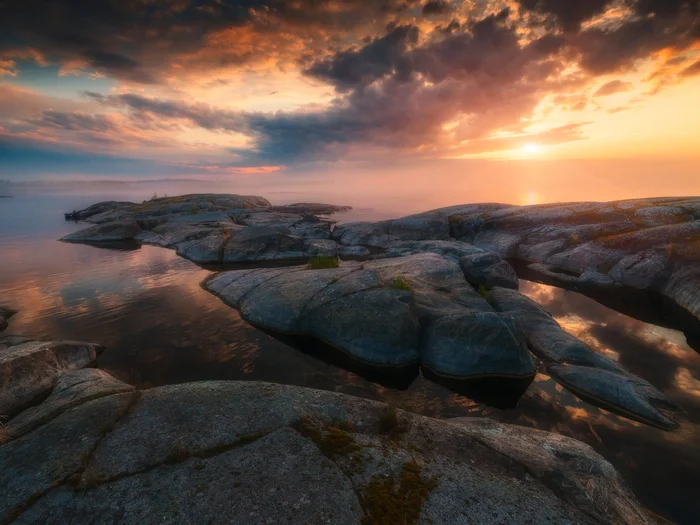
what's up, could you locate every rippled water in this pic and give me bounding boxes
[1,191,699,524]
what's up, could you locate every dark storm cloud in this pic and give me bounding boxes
[515,0,613,32]
[305,25,419,91]
[422,1,450,16]
[0,0,423,82]
[79,10,582,163]
[575,0,700,74]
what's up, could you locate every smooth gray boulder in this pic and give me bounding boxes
[459,251,519,290]
[548,365,679,430]
[175,229,233,264]
[0,340,103,416]
[60,219,142,243]
[5,369,134,441]
[205,253,535,388]
[420,312,534,380]
[0,381,655,524]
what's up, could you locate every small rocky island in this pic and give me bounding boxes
[2,192,696,523]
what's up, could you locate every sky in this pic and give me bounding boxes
[1,0,700,190]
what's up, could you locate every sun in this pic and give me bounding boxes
[521,143,542,154]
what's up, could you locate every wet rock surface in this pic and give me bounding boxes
[59,195,699,429]
[0,380,656,525]
[205,253,536,394]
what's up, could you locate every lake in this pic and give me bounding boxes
[1,186,699,524]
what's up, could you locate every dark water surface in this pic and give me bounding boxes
[1,191,699,524]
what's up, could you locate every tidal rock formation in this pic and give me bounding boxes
[60,219,142,243]
[489,287,680,429]
[548,365,679,430]
[0,339,104,416]
[0,381,655,525]
[205,253,536,393]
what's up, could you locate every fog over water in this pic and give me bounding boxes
[1,173,700,523]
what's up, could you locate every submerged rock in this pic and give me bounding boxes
[548,365,679,430]
[0,381,655,524]
[0,340,104,416]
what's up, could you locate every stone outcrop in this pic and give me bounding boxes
[59,195,698,429]
[63,194,347,265]
[61,219,142,243]
[0,380,656,525]
[0,338,104,416]
[4,369,134,442]
[205,253,536,393]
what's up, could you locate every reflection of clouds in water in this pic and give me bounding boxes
[556,314,620,361]
[520,280,700,397]
[676,368,700,398]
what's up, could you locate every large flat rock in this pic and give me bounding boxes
[205,253,536,392]
[0,381,655,524]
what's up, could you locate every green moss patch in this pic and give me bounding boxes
[360,461,437,525]
[391,276,414,294]
[307,256,340,269]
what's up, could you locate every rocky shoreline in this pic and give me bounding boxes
[2,192,695,522]
[56,193,699,430]
[0,306,658,524]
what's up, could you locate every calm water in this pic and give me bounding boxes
[1,190,699,524]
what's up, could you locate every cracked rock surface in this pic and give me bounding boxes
[0,381,656,525]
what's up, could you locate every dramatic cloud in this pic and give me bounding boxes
[515,0,613,32]
[0,0,427,83]
[1,0,700,175]
[305,25,419,91]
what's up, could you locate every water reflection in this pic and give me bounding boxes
[1,194,699,523]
